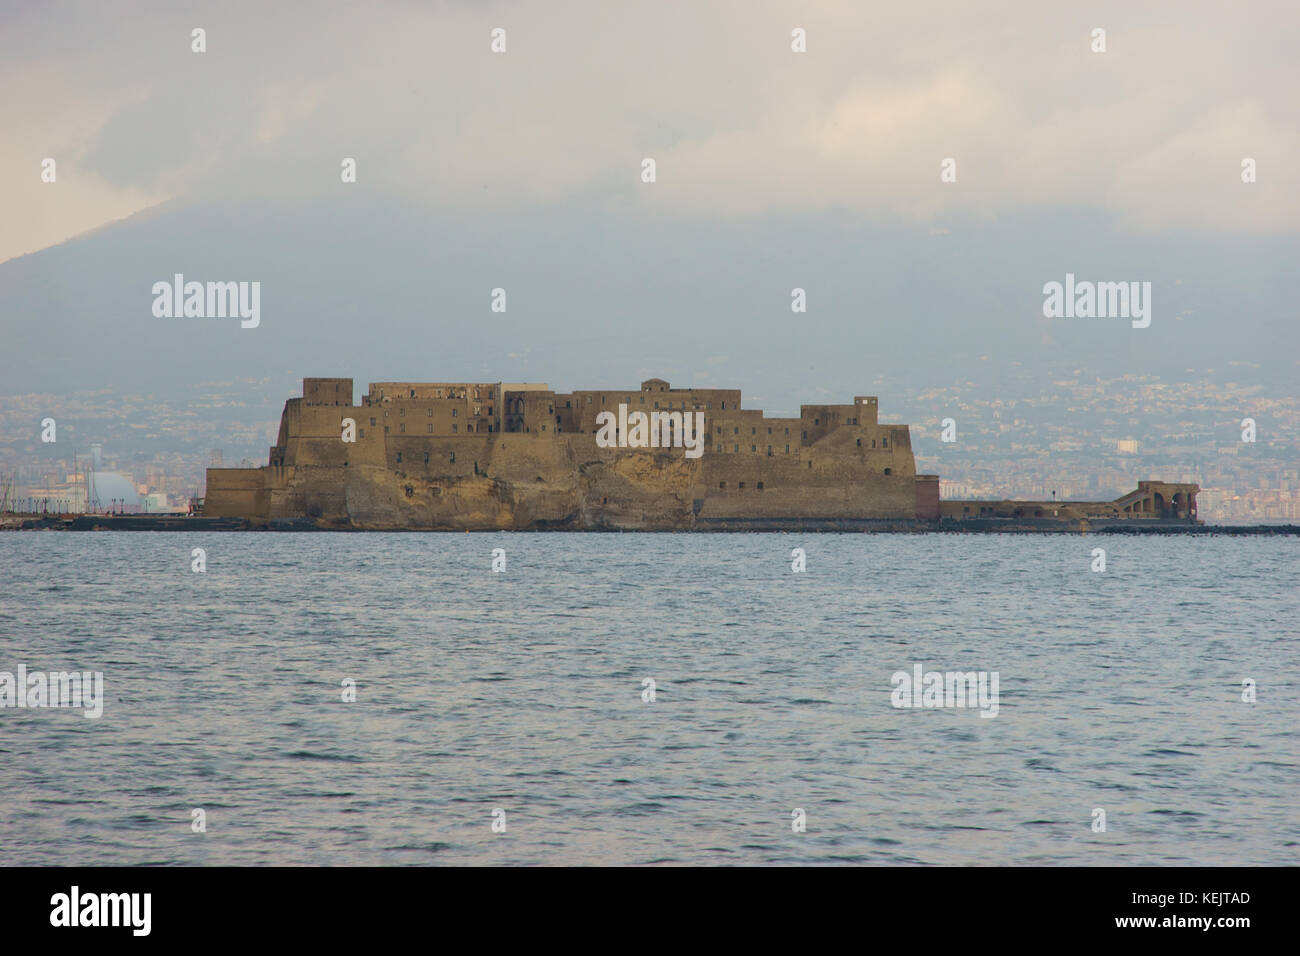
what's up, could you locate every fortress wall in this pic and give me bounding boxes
[799,404,842,444]
[561,386,740,434]
[205,378,930,529]
[486,433,578,479]
[882,426,915,475]
[297,467,350,520]
[312,415,920,528]
[711,415,801,454]
[383,435,494,475]
[697,453,916,519]
[288,405,364,467]
[267,466,303,517]
[369,384,500,436]
[805,426,915,479]
[302,378,353,406]
[295,433,585,529]
[915,475,941,520]
[205,467,268,519]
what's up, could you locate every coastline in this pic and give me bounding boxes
[3,514,1297,534]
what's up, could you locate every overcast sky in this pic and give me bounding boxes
[4,0,1297,263]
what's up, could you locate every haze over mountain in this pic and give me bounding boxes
[2,193,1296,409]
[3,0,1297,410]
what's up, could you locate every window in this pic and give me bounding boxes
[856,438,861,447]
[767,427,772,435]
[450,452,455,463]
[814,418,819,426]
[871,439,876,448]
[739,482,746,489]
[757,482,764,490]
[423,452,430,464]
[427,424,433,433]
[751,427,756,435]
[396,451,402,463]
[733,444,739,452]
[767,446,772,456]
[750,445,756,452]
[399,423,405,433]
[359,428,364,438]
[785,444,790,453]
[400,407,405,416]
[452,409,458,417]
[802,431,807,440]
[384,426,389,434]
[882,438,888,447]
[884,468,892,475]
[370,417,376,426]
[734,427,739,434]
[719,481,726,489]
[452,424,458,433]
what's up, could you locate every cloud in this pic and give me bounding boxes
[1,0,1297,263]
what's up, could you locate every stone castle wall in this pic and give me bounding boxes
[204,376,928,529]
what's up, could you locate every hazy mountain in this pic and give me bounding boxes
[3,194,1296,410]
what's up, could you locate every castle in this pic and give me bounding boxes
[202,377,1198,531]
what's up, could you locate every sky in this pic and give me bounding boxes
[6,0,1298,258]
[1,0,1297,403]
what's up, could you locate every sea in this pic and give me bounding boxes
[1,532,1296,866]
